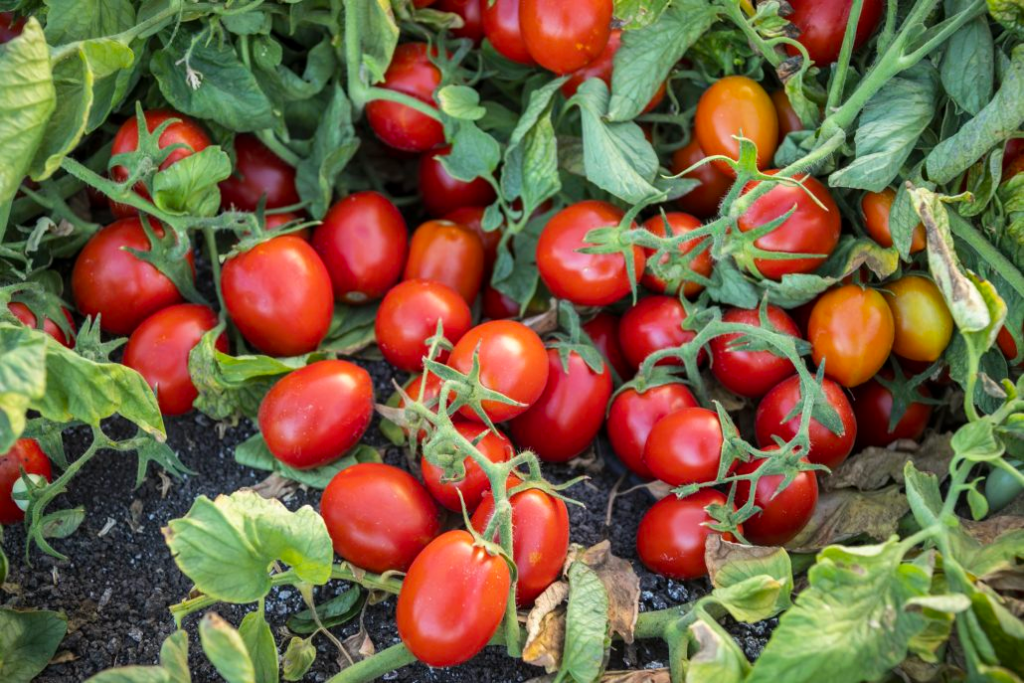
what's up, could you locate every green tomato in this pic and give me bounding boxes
[985,462,1024,514]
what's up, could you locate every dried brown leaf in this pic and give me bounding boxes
[785,485,909,553]
[961,514,1024,545]
[705,536,783,586]
[527,669,670,683]
[248,473,300,500]
[823,432,954,492]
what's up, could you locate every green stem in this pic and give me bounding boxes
[633,603,697,640]
[365,87,443,122]
[326,643,418,683]
[202,227,226,313]
[949,212,1024,301]
[329,564,403,594]
[825,0,866,114]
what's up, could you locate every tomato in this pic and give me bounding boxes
[636,490,737,580]
[537,200,645,306]
[414,0,437,6]
[786,0,885,65]
[670,137,733,219]
[755,375,857,470]
[582,312,631,379]
[218,134,299,213]
[0,440,51,525]
[376,280,474,372]
[445,206,501,274]
[421,421,513,512]
[366,43,444,153]
[260,211,310,241]
[472,481,569,606]
[998,324,1020,364]
[1004,138,1024,181]
[852,372,932,448]
[397,530,511,666]
[771,90,805,139]
[643,407,726,486]
[884,275,954,363]
[447,320,549,423]
[520,0,612,74]
[482,0,534,64]
[123,304,226,416]
[312,191,408,304]
[109,110,211,216]
[400,371,444,441]
[736,172,841,279]
[322,463,441,573]
[560,30,666,112]
[861,188,925,253]
[436,0,484,43]
[0,12,25,43]
[509,348,613,462]
[695,76,778,176]
[619,296,703,371]
[606,382,699,479]
[709,306,800,398]
[419,146,497,218]
[482,284,520,320]
[808,285,895,388]
[222,236,333,356]
[639,213,712,297]
[404,220,486,304]
[734,451,818,546]
[71,218,194,335]
[7,302,75,348]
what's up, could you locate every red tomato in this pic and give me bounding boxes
[322,463,441,573]
[734,451,818,546]
[643,407,726,486]
[219,134,299,212]
[771,90,805,138]
[419,146,497,218]
[436,0,484,43]
[445,206,501,274]
[376,280,473,372]
[400,372,445,442]
[509,348,613,462]
[561,30,666,112]
[8,302,75,348]
[619,295,703,371]
[607,382,699,479]
[537,200,645,306]
[1004,138,1024,180]
[736,172,841,279]
[123,304,226,416]
[366,43,444,152]
[755,375,857,470]
[808,285,895,388]
[71,218,194,336]
[709,306,800,398]
[313,191,408,304]
[637,490,737,580]
[397,530,511,666]
[582,312,631,379]
[222,236,333,356]
[262,212,310,240]
[0,439,51,525]
[481,284,520,320]
[998,324,1020,364]
[421,421,513,512]
[0,12,25,43]
[447,320,549,423]
[404,220,486,303]
[670,137,734,219]
[694,76,778,176]
[414,0,437,6]
[852,373,932,448]
[482,0,534,64]
[861,188,925,253]
[786,0,885,65]
[520,0,613,74]
[639,213,712,297]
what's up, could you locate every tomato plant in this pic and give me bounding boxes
[7,302,75,348]
[366,43,444,152]
[695,76,778,175]
[421,420,513,512]
[884,275,954,363]
[643,407,726,486]
[639,212,713,297]
[637,490,737,580]
[376,279,473,372]
[808,285,895,388]
[709,305,800,398]
[0,439,52,525]
[607,382,699,479]
[852,372,933,448]
[218,134,299,213]
[404,219,486,303]
[561,30,666,112]
[520,0,613,74]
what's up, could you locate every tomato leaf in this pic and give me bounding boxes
[940,0,995,116]
[295,83,360,220]
[234,432,382,489]
[238,612,278,683]
[42,0,135,45]
[199,613,255,683]
[151,146,232,217]
[280,637,316,682]
[686,615,751,683]
[612,0,673,30]
[0,608,68,683]
[28,48,94,181]
[345,0,399,87]
[559,560,609,683]
[286,587,365,635]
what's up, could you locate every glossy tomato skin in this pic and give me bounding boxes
[445,206,501,274]
[537,200,645,306]
[219,134,299,212]
[637,490,737,580]
[862,188,925,253]
[808,285,895,388]
[709,306,800,398]
[404,220,485,303]
[482,284,520,320]
[222,236,333,356]
[607,382,699,479]
[734,453,818,546]
[263,211,308,239]
[366,43,444,152]
[639,213,712,297]
[1004,138,1024,180]
[520,0,613,74]
[998,324,1021,365]
[421,421,513,512]
[0,12,25,43]
[376,280,473,372]
[755,375,857,470]
[561,30,666,112]
[313,192,408,304]
[619,296,702,371]
[509,348,613,463]
[786,0,885,65]
[419,146,497,218]
[400,372,444,442]
[671,137,733,219]
[8,302,75,348]
[397,530,511,666]
[322,463,441,573]
[771,90,805,139]
[736,172,841,279]
[436,0,484,42]
[695,76,778,175]
[643,407,726,486]
[852,374,932,448]
[582,312,631,379]
[71,218,194,335]
[0,440,51,524]
[483,0,534,64]
[123,304,227,416]
[884,275,954,363]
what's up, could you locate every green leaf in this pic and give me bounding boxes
[687,615,752,683]
[28,48,94,180]
[709,542,793,620]
[558,560,609,683]
[199,614,255,683]
[152,146,232,217]
[0,608,68,683]
[238,612,278,683]
[612,0,673,29]
[437,85,487,121]
[940,0,994,116]
[903,461,944,529]
[43,0,135,45]
[713,575,791,624]
[287,588,365,635]
[280,637,316,682]
[295,84,360,219]
[159,630,191,683]
[234,433,381,489]
[970,587,1024,673]
[952,421,1005,462]
[86,669,172,683]
[0,324,47,451]
[321,303,379,355]
[988,0,1024,35]
[442,122,501,184]
[502,78,564,214]
[345,0,399,86]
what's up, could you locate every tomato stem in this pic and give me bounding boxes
[325,642,418,683]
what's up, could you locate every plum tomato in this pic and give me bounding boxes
[0,439,52,525]
[852,372,932,448]
[561,30,666,113]
[445,206,501,274]
[1004,138,1024,180]
[755,375,857,470]
[670,137,733,219]
[736,172,841,279]
[482,0,534,64]
[509,348,613,463]
[7,302,75,348]
[222,235,333,356]
[263,211,308,239]
[637,490,737,580]
[482,284,521,320]
[71,218,194,336]
[771,89,805,138]
[884,275,954,363]
[376,280,473,372]
[123,304,227,416]
[808,285,895,388]
[400,371,445,441]
[219,134,299,212]
[734,451,818,546]
[619,295,702,371]
[366,43,445,152]
[447,320,549,423]
[405,220,486,304]
[0,12,25,43]
[643,407,726,486]
[861,188,925,253]
[537,200,645,306]
[639,212,712,297]
[520,0,613,74]
[582,312,632,380]
[998,324,1021,365]
[396,530,511,666]
[786,0,885,65]
[607,382,699,479]
[421,421,513,512]
[321,463,441,573]
[694,76,778,175]
[709,306,800,398]
[436,0,484,43]
[419,146,497,218]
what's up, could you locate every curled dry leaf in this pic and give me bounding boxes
[566,541,641,643]
[523,303,560,335]
[705,535,785,586]
[960,514,1024,546]
[248,473,300,500]
[523,581,569,672]
[823,432,955,492]
[785,485,909,553]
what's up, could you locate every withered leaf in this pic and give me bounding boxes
[824,432,954,492]
[785,485,909,553]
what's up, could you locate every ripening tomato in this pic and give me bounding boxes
[709,306,800,398]
[405,220,486,304]
[808,285,895,388]
[607,382,699,479]
[313,191,408,304]
[884,275,954,363]
[637,490,737,580]
[0,12,25,43]
[619,296,703,371]
[643,407,726,486]
[560,30,666,112]
[421,421,513,512]
[472,480,569,606]
[222,236,333,356]
[695,76,778,176]
[322,463,441,573]
[786,0,885,65]
[734,451,818,546]
[219,134,299,212]
[537,200,645,306]
[771,90,805,139]
[852,372,932,448]
[366,43,444,153]
[447,320,549,423]
[861,188,926,253]
[376,280,473,372]
[419,146,497,218]
[639,213,713,297]
[445,207,501,274]
[520,0,612,74]
[483,0,534,64]
[582,312,631,379]
[397,530,511,667]
[436,0,484,43]
[71,218,194,336]
[1004,138,1024,181]
[736,172,841,279]
[123,304,226,416]
[671,137,734,219]
[509,348,613,463]
[755,375,857,470]
[7,302,75,348]
[998,324,1021,364]
[482,284,520,320]
[0,440,51,525]
[400,371,445,441]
